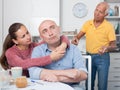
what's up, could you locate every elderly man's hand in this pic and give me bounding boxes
[40,69,58,82]
[98,46,108,55]
[71,36,79,45]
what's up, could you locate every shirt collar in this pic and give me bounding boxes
[90,19,107,29]
[44,42,70,52]
[44,44,52,52]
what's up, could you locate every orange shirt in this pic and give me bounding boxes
[81,19,116,54]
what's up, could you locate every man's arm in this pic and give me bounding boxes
[29,67,43,80]
[40,46,88,83]
[40,69,87,83]
[107,40,117,51]
[61,35,70,47]
[71,31,85,45]
[98,40,117,54]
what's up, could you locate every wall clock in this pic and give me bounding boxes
[72,2,88,18]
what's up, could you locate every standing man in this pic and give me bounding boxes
[29,20,87,90]
[71,2,116,90]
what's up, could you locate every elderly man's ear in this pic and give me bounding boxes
[105,13,108,16]
[58,26,61,32]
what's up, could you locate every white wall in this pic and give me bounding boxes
[3,0,60,38]
[60,0,102,53]
[61,0,102,31]
[0,0,103,54]
[0,0,2,55]
[0,0,60,54]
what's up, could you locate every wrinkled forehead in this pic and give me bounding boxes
[96,2,108,10]
[39,20,57,31]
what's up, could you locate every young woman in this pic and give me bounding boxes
[0,23,69,76]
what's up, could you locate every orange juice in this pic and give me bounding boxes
[15,76,27,88]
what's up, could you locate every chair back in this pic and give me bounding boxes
[80,55,91,90]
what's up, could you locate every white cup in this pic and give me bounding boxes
[0,70,11,89]
[11,67,22,79]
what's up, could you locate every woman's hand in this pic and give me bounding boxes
[50,49,66,62]
[50,42,67,62]
[56,42,67,51]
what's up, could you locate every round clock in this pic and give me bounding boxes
[72,2,88,18]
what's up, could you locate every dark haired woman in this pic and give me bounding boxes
[0,23,69,76]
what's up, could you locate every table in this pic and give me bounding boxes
[6,79,74,90]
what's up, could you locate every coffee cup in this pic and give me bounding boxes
[0,70,11,88]
[11,67,22,79]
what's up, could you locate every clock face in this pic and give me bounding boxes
[72,2,88,18]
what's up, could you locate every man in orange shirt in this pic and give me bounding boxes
[72,2,116,90]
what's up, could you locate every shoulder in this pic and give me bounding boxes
[104,19,113,27]
[30,42,38,47]
[84,19,93,25]
[81,19,93,33]
[69,44,80,51]
[103,19,114,32]
[69,44,77,48]
[33,43,46,51]
[68,44,82,57]
[5,45,17,56]
[82,19,93,29]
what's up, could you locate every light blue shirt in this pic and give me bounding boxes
[29,43,87,80]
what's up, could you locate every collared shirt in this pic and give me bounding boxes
[81,19,116,54]
[29,43,87,80]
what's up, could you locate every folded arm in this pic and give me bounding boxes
[40,69,87,83]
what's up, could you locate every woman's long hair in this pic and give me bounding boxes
[0,23,24,70]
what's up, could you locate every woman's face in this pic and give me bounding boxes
[13,25,32,47]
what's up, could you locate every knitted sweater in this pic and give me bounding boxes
[6,43,51,76]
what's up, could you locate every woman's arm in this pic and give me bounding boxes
[6,51,51,69]
[5,47,66,69]
[71,31,85,45]
[5,35,69,69]
[60,35,70,47]
[55,35,70,52]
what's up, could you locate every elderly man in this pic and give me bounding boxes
[28,20,87,90]
[71,2,117,90]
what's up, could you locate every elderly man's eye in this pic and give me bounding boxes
[50,26,55,29]
[42,29,47,33]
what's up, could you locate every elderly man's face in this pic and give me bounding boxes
[39,20,61,45]
[94,3,107,21]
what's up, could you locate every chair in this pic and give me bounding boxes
[80,55,91,90]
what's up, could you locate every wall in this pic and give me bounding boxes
[60,0,102,31]
[0,0,60,54]
[0,0,2,55]
[0,0,103,54]
[60,0,102,53]
[3,0,60,38]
